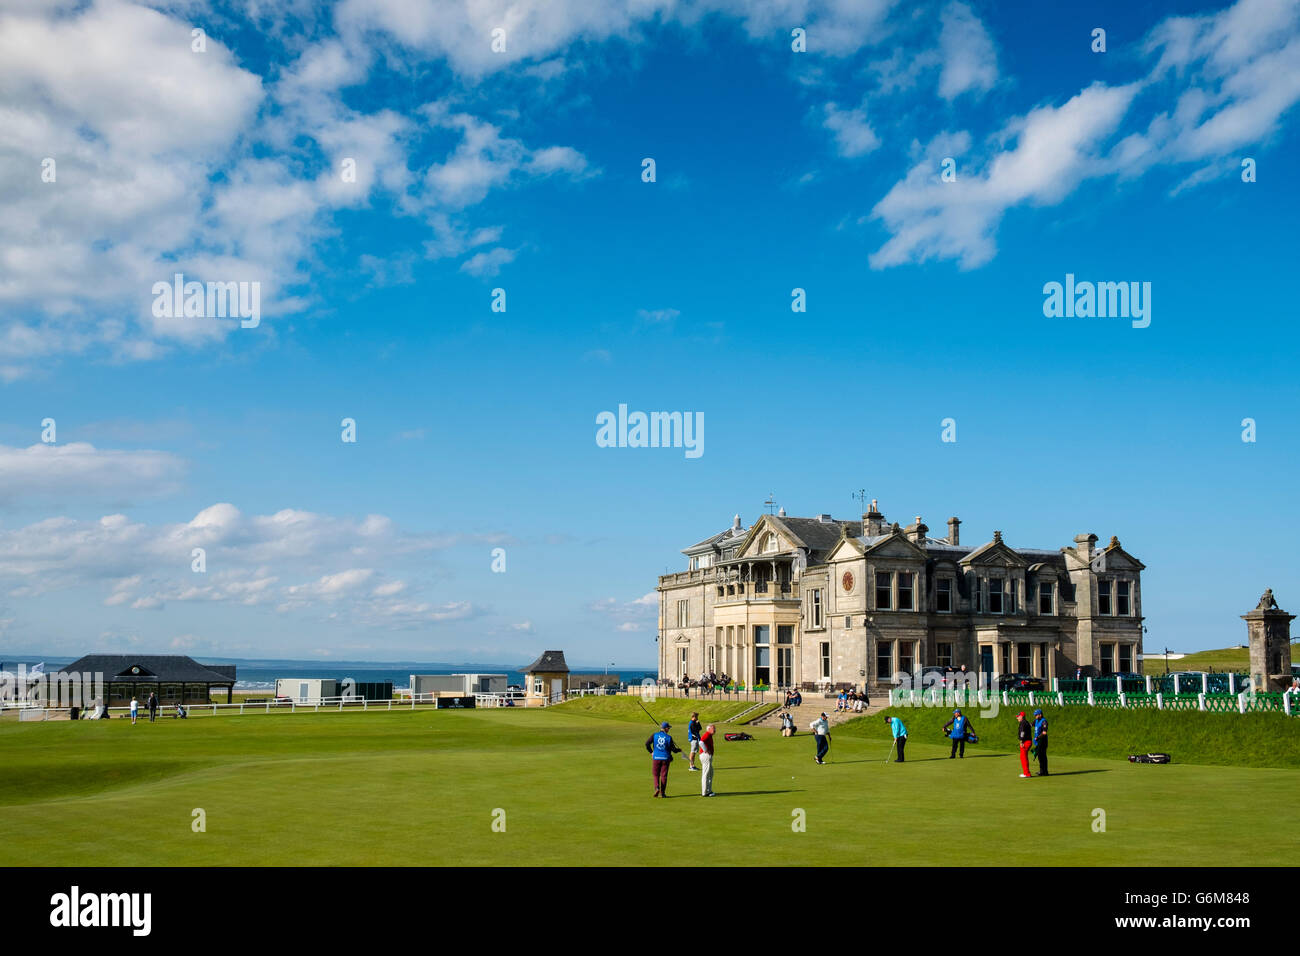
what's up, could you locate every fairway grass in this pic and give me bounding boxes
[2,707,1296,867]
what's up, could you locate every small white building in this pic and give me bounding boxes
[276,678,339,703]
[410,673,507,697]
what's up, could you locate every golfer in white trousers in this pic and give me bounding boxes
[699,724,716,796]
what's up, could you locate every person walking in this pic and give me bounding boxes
[943,708,970,758]
[810,712,830,764]
[1032,708,1049,776]
[687,712,703,771]
[147,692,159,723]
[645,721,682,797]
[698,723,717,796]
[1016,711,1033,777]
[129,695,139,725]
[884,715,908,762]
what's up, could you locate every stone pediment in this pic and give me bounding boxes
[827,535,865,563]
[1094,537,1145,572]
[960,535,1028,569]
[862,530,927,561]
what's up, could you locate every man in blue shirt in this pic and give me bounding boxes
[884,715,908,762]
[645,721,682,797]
[943,708,970,759]
[687,712,703,771]
[1032,708,1049,776]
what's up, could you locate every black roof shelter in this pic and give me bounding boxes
[64,654,236,704]
[521,650,569,674]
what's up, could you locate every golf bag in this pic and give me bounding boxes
[1128,753,1171,764]
[724,732,753,741]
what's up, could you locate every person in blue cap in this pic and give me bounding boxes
[1032,708,1049,776]
[645,721,682,797]
[883,714,907,762]
[943,708,970,759]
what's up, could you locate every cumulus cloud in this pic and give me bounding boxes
[869,0,1300,268]
[822,102,880,157]
[937,1,998,99]
[0,443,186,502]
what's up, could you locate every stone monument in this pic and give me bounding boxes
[1241,589,1294,691]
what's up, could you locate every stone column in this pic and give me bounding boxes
[1242,590,1294,692]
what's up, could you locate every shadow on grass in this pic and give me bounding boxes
[1035,770,1111,777]
[704,789,804,797]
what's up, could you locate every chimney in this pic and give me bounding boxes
[817,513,833,523]
[946,517,961,546]
[1074,532,1097,564]
[733,514,742,532]
[905,515,929,545]
[862,498,884,537]
[777,507,786,517]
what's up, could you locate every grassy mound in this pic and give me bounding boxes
[835,703,1300,768]
[549,696,761,726]
[1168,647,1250,671]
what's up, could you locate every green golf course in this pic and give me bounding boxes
[1,699,1296,866]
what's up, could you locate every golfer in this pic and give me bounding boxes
[884,715,907,762]
[1016,711,1033,777]
[943,708,970,759]
[147,692,159,723]
[129,695,139,725]
[645,721,682,798]
[1032,708,1049,776]
[810,712,830,764]
[687,712,703,771]
[698,723,717,796]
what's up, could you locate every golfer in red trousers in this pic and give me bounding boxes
[1016,711,1033,778]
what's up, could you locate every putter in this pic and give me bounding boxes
[883,737,897,765]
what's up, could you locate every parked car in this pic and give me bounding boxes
[998,673,1045,691]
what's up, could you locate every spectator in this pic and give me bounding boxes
[129,695,139,725]
[780,712,795,737]
[147,692,159,723]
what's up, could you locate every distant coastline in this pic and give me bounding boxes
[0,654,658,694]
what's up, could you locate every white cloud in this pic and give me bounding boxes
[0,443,186,502]
[870,83,1139,269]
[822,102,880,157]
[637,308,680,324]
[870,0,1300,268]
[460,247,518,277]
[937,1,998,99]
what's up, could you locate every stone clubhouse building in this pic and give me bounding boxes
[656,501,1145,691]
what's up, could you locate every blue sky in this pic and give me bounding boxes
[0,0,1297,665]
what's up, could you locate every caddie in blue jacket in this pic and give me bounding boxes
[645,721,682,797]
[1032,709,1049,776]
[943,708,971,759]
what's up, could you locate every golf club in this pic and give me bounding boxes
[636,699,660,726]
[883,736,897,765]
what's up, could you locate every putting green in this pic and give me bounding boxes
[1,706,1294,866]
